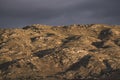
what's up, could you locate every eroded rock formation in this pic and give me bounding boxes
[0,24,120,80]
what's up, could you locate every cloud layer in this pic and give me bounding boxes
[0,0,120,27]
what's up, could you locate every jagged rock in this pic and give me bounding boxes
[0,24,120,80]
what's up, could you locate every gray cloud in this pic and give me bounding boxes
[0,0,120,28]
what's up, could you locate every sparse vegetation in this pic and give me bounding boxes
[0,24,120,80]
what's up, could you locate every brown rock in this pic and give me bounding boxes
[0,24,120,80]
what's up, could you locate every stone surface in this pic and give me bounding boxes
[0,24,120,80]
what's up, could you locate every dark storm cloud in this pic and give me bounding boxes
[0,0,120,28]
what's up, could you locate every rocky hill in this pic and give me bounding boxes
[0,24,120,80]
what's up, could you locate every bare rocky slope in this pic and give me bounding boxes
[0,24,120,80]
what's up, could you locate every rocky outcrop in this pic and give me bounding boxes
[0,24,120,80]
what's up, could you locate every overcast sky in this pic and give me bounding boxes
[0,0,120,28]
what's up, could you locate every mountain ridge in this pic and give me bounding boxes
[0,24,120,80]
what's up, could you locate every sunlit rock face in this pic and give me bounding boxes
[0,24,120,80]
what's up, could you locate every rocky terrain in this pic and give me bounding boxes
[0,24,120,80]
